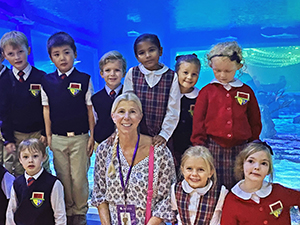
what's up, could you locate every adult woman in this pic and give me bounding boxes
[91,92,176,225]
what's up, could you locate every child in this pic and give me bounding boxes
[172,54,201,171]
[0,31,50,176]
[0,165,14,225]
[171,146,228,225]
[191,41,262,189]
[92,50,126,145]
[41,31,95,225]
[6,138,66,225]
[221,141,300,224]
[123,33,181,146]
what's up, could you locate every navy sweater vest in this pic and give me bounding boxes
[14,170,57,225]
[92,87,122,143]
[0,166,8,225]
[42,68,90,135]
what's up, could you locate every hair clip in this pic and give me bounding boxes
[192,53,198,58]
[252,139,274,155]
[209,52,241,63]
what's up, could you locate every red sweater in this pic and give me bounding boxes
[191,83,262,148]
[221,184,300,225]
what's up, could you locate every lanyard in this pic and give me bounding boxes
[117,134,140,201]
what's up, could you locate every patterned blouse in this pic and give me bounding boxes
[91,139,176,224]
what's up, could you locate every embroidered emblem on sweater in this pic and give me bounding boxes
[68,83,81,96]
[269,200,283,218]
[188,104,195,117]
[29,84,41,97]
[30,192,45,207]
[235,91,250,105]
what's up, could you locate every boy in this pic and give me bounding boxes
[0,31,50,176]
[41,31,95,225]
[6,138,66,225]
[0,165,14,225]
[92,50,126,145]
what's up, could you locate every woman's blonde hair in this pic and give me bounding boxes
[180,146,217,185]
[234,142,274,183]
[107,92,142,177]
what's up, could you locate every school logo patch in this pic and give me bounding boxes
[235,91,250,105]
[188,104,195,117]
[30,192,45,207]
[269,200,283,218]
[68,83,81,96]
[29,84,41,97]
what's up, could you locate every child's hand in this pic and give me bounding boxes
[5,143,16,154]
[152,135,166,146]
[87,136,95,157]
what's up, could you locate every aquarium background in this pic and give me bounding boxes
[1,0,299,223]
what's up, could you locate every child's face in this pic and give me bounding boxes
[210,56,242,84]
[101,60,123,90]
[3,44,30,71]
[135,40,162,71]
[50,45,77,73]
[19,148,45,176]
[243,151,270,184]
[181,157,213,189]
[177,62,199,94]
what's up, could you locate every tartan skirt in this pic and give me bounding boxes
[208,138,247,190]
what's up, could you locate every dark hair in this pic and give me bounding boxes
[47,31,76,56]
[133,33,161,56]
[175,53,201,73]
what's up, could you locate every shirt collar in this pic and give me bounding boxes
[24,167,44,181]
[211,78,243,90]
[182,179,213,195]
[13,64,32,80]
[181,87,199,99]
[57,66,74,77]
[138,63,169,75]
[232,180,272,201]
[105,83,122,95]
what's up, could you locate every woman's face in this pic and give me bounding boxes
[111,100,143,134]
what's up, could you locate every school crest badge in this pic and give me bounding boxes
[68,83,81,96]
[30,192,45,207]
[235,91,250,105]
[269,200,283,218]
[188,104,195,117]
[29,84,41,97]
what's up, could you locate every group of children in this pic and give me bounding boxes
[0,29,299,225]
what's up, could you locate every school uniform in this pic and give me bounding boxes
[221,180,300,225]
[92,84,122,144]
[171,180,228,225]
[123,63,180,142]
[6,168,66,225]
[1,64,49,176]
[172,87,199,167]
[191,79,262,189]
[0,165,14,225]
[41,67,93,217]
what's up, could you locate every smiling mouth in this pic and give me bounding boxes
[122,124,132,127]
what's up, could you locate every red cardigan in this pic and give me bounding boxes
[191,83,262,148]
[221,184,300,225]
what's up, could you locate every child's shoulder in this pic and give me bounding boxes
[31,66,46,76]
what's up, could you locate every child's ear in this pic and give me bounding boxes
[159,47,163,56]
[238,63,243,70]
[42,154,47,163]
[100,70,104,78]
[27,46,31,55]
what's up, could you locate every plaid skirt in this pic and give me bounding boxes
[208,138,247,190]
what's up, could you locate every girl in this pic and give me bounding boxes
[123,33,181,147]
[171,146,228,225]
[221,141,300,224]
[191,41,262,189]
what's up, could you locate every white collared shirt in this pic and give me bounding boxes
[12,64,32,81]
[123,63,181,141]
[171,180,228,225]
[6,168,66,225]
[105,83,122,96]
[210,78,243,91]
[1,170,14,199]
[231,180,272,204]
[180,87,200,99]
[41,67,94,106]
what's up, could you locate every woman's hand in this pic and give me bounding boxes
[152,135,166,146]
[5,143,16,154]
[146,216,163,225]
[97,202,111,225]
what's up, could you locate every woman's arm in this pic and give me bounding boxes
[97,202,111,225]
[147,216,163,225]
